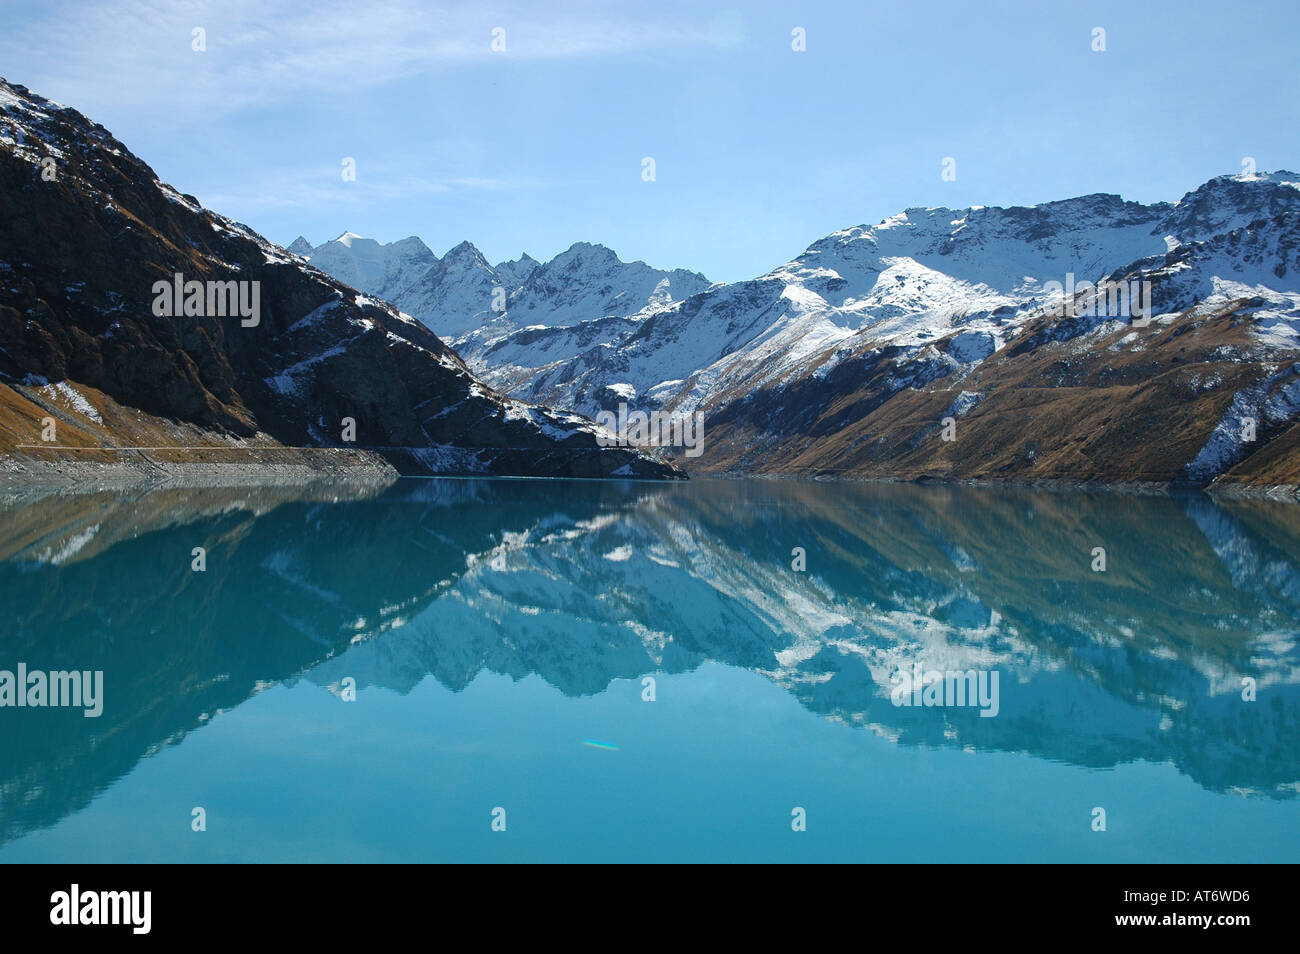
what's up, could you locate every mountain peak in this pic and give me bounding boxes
[564,241,617,257]
[1175,169,1300,201]
[1163,169,1300,242]
[287,235,313,256]
[493,252,541,286]
[549,241,621,271]
[441,240,489,267]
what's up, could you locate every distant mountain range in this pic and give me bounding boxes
[302,174,1300,490]
[0,78,674,481]
[291,232,710,345]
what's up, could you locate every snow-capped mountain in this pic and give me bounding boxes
[493,252,541,289]
[481,175,1299,418]
[0,78,675,480]
[299,231,440,308]
[295,232,712,355]
[668,173,1300,486]
[307,172,1300,487]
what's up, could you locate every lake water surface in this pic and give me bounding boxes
[0,477,1297,862]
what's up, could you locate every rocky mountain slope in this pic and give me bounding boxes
[0,78,675,481]
[310,173,1300,489]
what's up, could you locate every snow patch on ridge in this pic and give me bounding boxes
[1187,365,1300,480]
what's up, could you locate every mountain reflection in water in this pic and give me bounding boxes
[1,477,1297,860]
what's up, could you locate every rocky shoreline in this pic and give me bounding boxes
[0,447,399,491]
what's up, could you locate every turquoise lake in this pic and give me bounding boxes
[0,477,1297,862]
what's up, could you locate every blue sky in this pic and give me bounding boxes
[2,0,1297,282]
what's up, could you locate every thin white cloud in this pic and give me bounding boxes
[193,161,545,214]
[0,0,714,118]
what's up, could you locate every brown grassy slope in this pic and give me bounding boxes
[0,379,396,476]
[685,300,1300,485]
